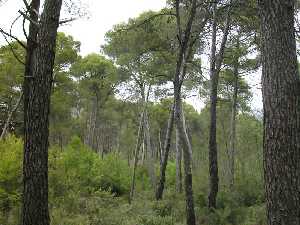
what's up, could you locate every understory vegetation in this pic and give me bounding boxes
[0,132,265,225]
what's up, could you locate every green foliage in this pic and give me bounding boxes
[50,136,130,199]
[152,200,173,217]
[165,161,176,187]
[0,136,22,212]
[0,136,266,225]
[138,215,174,225]
[0,42,24,135]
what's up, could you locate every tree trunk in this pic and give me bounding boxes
[258,1,300,224]
[174,91,195,225]
[175,124,183,193]
[155,104,175,200]
[144,110,157,189]
[0,92,23,140]
[208,2,231,209]
[129,85,150,203]
[228,39,239,189]
[22,0,63,224]
[158,128,163,166]
[129,108,145,204]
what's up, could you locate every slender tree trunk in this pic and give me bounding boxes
[208,2,231,209]
[258,1,300,224]
[175,124,183,193]
[0,92,23,140]
[228,39,239,189]
[129,86,150,203]
[155,104,175,200]
[174,91,195,225]
[144,110,156,189]
[22,0,63,224]
[129,108,145,204]
[158,128,163,165]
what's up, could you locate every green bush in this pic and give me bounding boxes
[0,135,22,212]
[152,200,173,217]
[165,161,176,187]
[95,153,131,196]
[234,177,264,207]
[138,215,174,225]
[49,136,131,199]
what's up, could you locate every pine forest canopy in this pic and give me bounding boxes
[0,1,299,225]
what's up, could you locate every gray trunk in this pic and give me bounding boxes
[144,110,157,189]
[0,92,23,140]
[175,124,183,193]
[129,108,145,204]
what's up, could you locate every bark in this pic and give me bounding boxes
[158,129,163,166]
[155,104,175,200]
[258,1,300,224]
[175,124,183,193]
[22,0,63,224]
[171,1,197,224]
[208,2,231,209]
[129,108,145,204]
[0,92,23,140]
[228,40,239,189]
[144,110,156,189]
[129,86,150,203]
[174,97,195,225]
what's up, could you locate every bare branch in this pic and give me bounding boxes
[0,27,26,49]
[0,33,25,65]
[59,17,77,25]
[18,10,39,28]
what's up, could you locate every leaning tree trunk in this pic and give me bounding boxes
[155,104,175,200]
[22,0,63,225]
[129,86,150,203]
[144,110,157,189]
[129,108,145,204]
[175,124,183,193]
[258,1,300,225]
[208,2,231,209]
[174,88,195,225]
[0,92,23,140]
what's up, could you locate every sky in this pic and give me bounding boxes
[0,0,262,112]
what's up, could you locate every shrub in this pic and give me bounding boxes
[152,200,173,217]
[138,215,175,225]
[49,136,131,199]
[0,136,22,212]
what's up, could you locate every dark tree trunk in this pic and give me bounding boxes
[258,1,300,225]
[22,0,63,224]
[155,104,175,200]
[208,2,231,209]
[208,2,218,209]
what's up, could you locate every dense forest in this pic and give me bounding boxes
[0,0,299,225]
